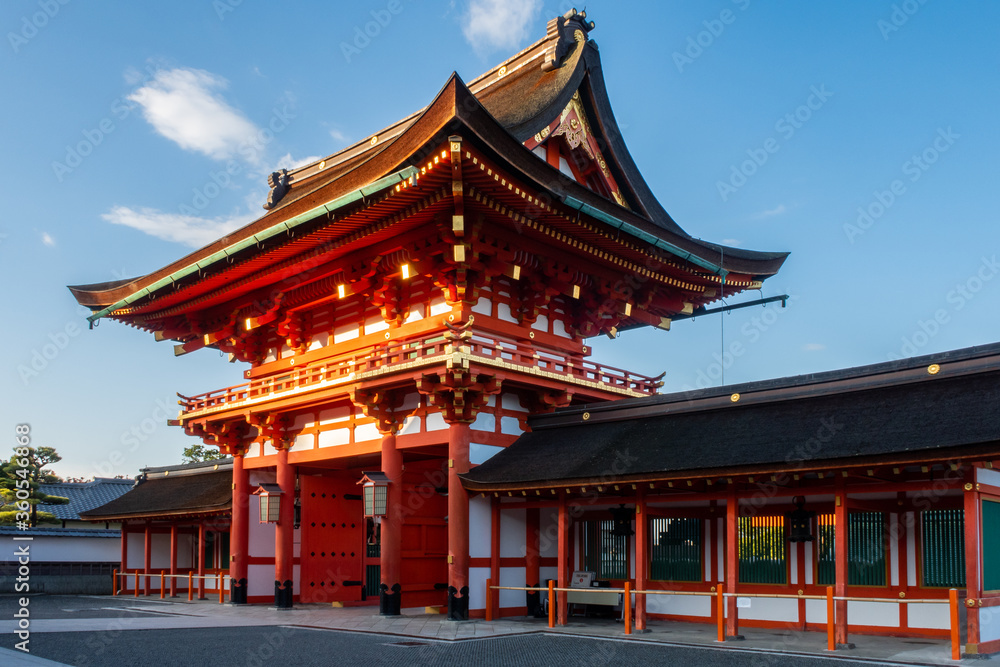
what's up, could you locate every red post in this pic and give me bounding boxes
[624,580,632,635]
[169,523,178,597]
[557,493,570,626]
[548,580,555,628]
[231,451,250,604]
[485,578,493,622]
[634,492,647,631]
[834,482,848,646]
[188,572,193,601]
[143,520,151,596]
[219,576,225,604]
[964,469,981,651]
[716,586,725,642]
[134,571,139,598]
[380,432,402,613]
[274,446,295,606]
[950,588,960,660]
[725,487,739,639]
[826,586,835,651]
[490,495,501,620]
[112,569,118,596]
[159,571,165,599]
[447,422,471,606]
[197,522,206,600]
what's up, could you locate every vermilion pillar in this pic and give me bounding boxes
[725,488,739,638]
[274,445,295,608]
[557,493,570,626]
[834,481,849,646]
[525,507,541,618]
[143,520,152,596]
[197,522,206,599]
[169,523,178,597]
[447,421,471,620]
[230,452,250,604]
[634,492,648,631]
[379,431,403,615]
[121,521,128,588]
[964,468,981,651]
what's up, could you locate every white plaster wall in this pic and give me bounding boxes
[469,566,489,610]
[552,319,570,338]
[398,415,420,436]
[470,443,504,465]
[126,532,144,569]
[501,394,527,412]
[500,508,526,558]
[500,416,522,436]
[978,606,1000,643]
[248,564,272,597]
[472,297,491,315]
[429,297,451,316]
[736,597,798,623]
[291,433,314,452]
[149,533,171,569]
[647,594,711,618]
[333,324,359,344]
[847,601,899,627]
[363,315,389,335]
[426,413,447,431]
[540,508,558,558]
[499,566,527,609]
[496,302,518,323]
[249,495,276,558]
[805,598,827,624]
[319,407,350,424]
[472,412,495,432]
[978,468,1000,487]
[469,496,491,559]
[531,315,548,331]
[354,422,380,443]
[318,428,350,447]
[177,534,194,568]
[26,535,120,563]
[908,603,950,630]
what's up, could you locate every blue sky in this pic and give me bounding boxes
[3,1,999,479]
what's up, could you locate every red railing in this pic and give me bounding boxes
[179,332,660,414]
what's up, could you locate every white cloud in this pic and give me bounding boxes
[41,232,55,246]
[803,343,826,352]
[329,128,348,143]
[272,153,323,173]
[721,238,742,247]
[103,206,253,249]
[128,68,261,163]
[754,204,788,219]
[462,0,541,55]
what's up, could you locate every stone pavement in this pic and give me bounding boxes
[0,595,990,666]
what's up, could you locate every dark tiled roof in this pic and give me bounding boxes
[79,470,232,520]
[38,478,135,520]
[0,526,120,538]
[462,343,1000,490]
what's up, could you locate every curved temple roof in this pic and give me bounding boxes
[69,9,787,319]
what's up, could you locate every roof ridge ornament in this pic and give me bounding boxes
[263,168,290,210]
[542,8,595,72]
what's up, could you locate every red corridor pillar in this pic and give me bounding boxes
[230,452,250,604]
[557,493,570,626]
[634,492,648,631]
[380,431,403,615]
[834,481,849,647]
[725,488,739,639]
[447,421,471,620]
[274,445,295,608]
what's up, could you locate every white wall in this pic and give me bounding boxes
[23,535,120,563]
[500,508,526,559]
[469,496,491,559]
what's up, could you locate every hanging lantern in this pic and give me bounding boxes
[787,496,815,542]
[609,504,635,537]
[254,484,282,524]
[358,471,391,518]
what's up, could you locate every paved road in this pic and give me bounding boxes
[0,625,902,667]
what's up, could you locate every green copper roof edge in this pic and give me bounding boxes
[560,195,727,277]
[88,167,418,324]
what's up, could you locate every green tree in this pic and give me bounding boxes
[181,443,226,464]
[0,447,69,527]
